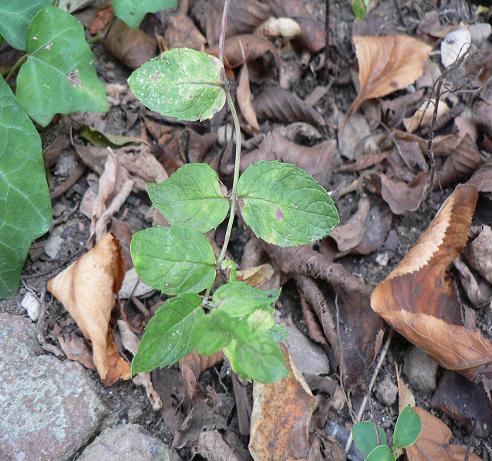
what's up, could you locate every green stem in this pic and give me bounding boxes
[5,54,27,82]
[217,90,241,269]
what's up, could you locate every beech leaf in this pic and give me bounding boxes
[350,35,432,114]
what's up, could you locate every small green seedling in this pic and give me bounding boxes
[127,46,339,383]
[352,405,422,461]
[352,0,370,19]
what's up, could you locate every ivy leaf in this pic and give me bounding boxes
[213,281,280,317]
[0,0,52,50]
[128,48,226,122]
[0,76,51,299]
[113,0,177,29]
[15,6,108,126]
[149,163,229,232]
[237,161,339,247]
[131,225,216,295]
[352,421,387,458]
[131,294,204,374]
[365,445,396,461]
[393,405,421,449]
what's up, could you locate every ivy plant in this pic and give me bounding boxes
[352,406,422,461]
[128,47,339,383]
[112,0,178,29]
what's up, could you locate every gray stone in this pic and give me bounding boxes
[376,374,398,406]
[77,424,170,461]
[0,313,106,461]
[403,346,439,393]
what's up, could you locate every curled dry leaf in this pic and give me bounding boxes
[103,20,156,69]
[241,131,336,187]
[254,87,325,127]
[237,63,260,132]
[47,233,130,386]
[350,35,432,114]
[58,334,95,370]
[403,99,450,133]
[468,160,492,193]
[465,225,492,285]
[237,263,276,288]
[249,348,316,461]
[372,185,492,381]
[164,14,206,50]
[454,257,492,307]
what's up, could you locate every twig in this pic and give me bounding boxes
[324,0,330,79]
[5,54,27,82]
[344,329,394,454]
[217,0,231,64]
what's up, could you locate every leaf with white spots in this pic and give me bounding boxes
[113,0,178,29]
[128,48,226,122]
[15,6,108,126]
[237,161,339,247]
[0,76,51,299]
[131,294,205,374]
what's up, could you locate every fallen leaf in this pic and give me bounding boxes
[179,350,224,401]
[464,225,492,285]
[103,19,156,69]
[249,348,317,461]
[258,17,301,39]
[198,430,243,461]
[254,86,325,126]
[454,257,492,307]
[187,129,219,163]
[58,334,95,370]
[165,14,206,50]
[353,202,393,255]
[237,63,260,131]
[338,152,390,172]
[372,184,492,381]
[337,112,372,161]
[119,267,154,299]
[431,371,492,437]
[47,233,130,385]
[237,263,276,288]
[90,3,113,34]
[378,172,430,215]
[403,99,450,133]
[80,125,144,149]
[468,160,492,192]
[350,35,432,114]
[241,131,335,186]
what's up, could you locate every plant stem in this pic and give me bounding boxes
[216,90,241,269]
[218,0,231,64]
[5,54,27,83]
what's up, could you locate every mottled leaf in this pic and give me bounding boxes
[149,163,229,232]
[131,225,216,295]
[113,0,177,29]
[237,161,339,246]
[128,48,226,121]
[0,76,51,299]
[16,6,108,126]
[132,294,204,374]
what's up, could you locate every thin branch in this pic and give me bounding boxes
[218,0,231,64]
[324,0,330,78]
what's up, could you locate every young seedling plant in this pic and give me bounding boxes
[128,47,340,383]
[352,405,422,461]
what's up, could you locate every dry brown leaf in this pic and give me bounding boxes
[241,131,335,186]
[338,152,390,172]
[468,160,492,193]
[179,350,224,401]
[353,202,393,255]
[350,35,432,114]
[337,112,372,161]
[89,3,113,34]
[465,225,492,285]
[47,233,130,386]
[58,334,95,370]
[454,257,492,307]
[403,99,450,133]
[164,14,206,50]
[249,348,316,461]
[237,263,275,288]
[372,184,492,381]
[187,129,218,163]
[237,63,260,132]
[103,20,156,69]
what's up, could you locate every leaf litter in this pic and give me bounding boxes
[8,0,492,459]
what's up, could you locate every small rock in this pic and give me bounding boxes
[375,252,390,267]
[77,424,170,461]
[21,292,40,321]
[384,230,400,251]
[376,374,398,406]
[0,314,106,461]
[44,234,63,259]
[403,346,439,393]
[127,404,143,423]
[55,150,78,177]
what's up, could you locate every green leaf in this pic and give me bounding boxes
[0,76,51,298]
[352,422,387,458]
[192,309,234,356]
[393,405,421,450]
[0,0,52,50]
[131,225,216,295]
[352,0,368,19]
[113,0,177,29]
[15,6,108,126]
[212,281,280,317]
[266,323,288,342]
[237,161,339,247]
[365,445,396,461]
[128,48,226,122]
[131,294,204,374]
[149,163,229,232]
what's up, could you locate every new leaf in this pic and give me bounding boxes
[132,294,204,374]
[128,48,226,121]
[393,405,421,449]
[237,161,339,246]
[0,76,51,298]
[16,6,108,126]
[113,0,178,29]
[149,163,229,232]
[131,225,216,295]
[352,421,387,458]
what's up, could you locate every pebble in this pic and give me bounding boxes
[44,234,63,259]
[20,292,40,321]
[77,424,170,461]
[376,374,398,406]
[403,345,439,393]
[0,313,106,461]
[375,252,390,267]
[55,151,78,177]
